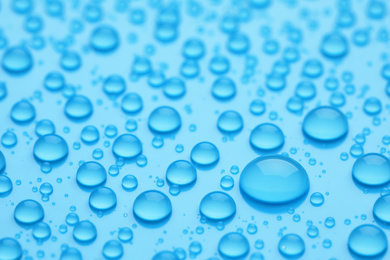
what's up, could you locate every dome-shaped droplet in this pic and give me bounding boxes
[60,51,81,71]
[302,59,323,78]
[310,192,324,207]
[218,232,250,259]
[1,131,17,148]
[363,97,382,116]
[14,199,44,226]
[118,227,133,243]
[166,160,197,186]
[148,106,181,134]
[102,240,123,259]
[2,47,33,74]
[0,175,12,197]
[64,95,93,120]
[35,119,55,137]
[348,225,387,258]
[0,238,22,260]
[81,126,99,144]
[373,195,390,226]
[278,234,305,258]
[76,161,107,190]
[133,190,172,222]
[302,106,348,142]
[44,71,65,92]
[0,151,5,173]
[89,187,117,213]
[352,153,390,186]
[112,134,142,159]
[295,81,316,100]
[227,33,250,54]
[122,175,138,191]
[73,220,97,244]
[121,93,143,114]
[209,56,230,75]
[320,33,349,59]
[217,111,243,133]
[240,155,309,204]
[32,222,51,242]
[199,191,236,221]
[211,77,236,100]
[152,251,179,260]
[220,175,234,191]
[10,100,36,124]
[33,134,68,162]
[182,39,205,59]
[191,142,219,167]
[90,26,119,52]
[60,247,82,260]
[250,123,284,151]
[103,75,126,98]
[163,78,186,99]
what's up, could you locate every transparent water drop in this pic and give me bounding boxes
[66,213,79,226]
[250,123,284,151]
[76,161,107,190]
[278,234,305,258]
[211,77,236,100]
[2,47,33,74]
[310,192,324,207]
[166,160,197,186]
[352,153,390,186]
[64,95,93,120]
[89,187,117,214]
[307,226,319,238]
[133,190,172,222]
[325,217,335,228]
[348,224,387,258]
[60,247,82,260]
[148,106,181,134]
[73,220,97,244]
[320,33,349,59]
[302,59,323,78]
[60,51,81,71]
[14,199,44,226]
[163,78,186,99]
[0,175,12,197]
[363,97,382,116]
[191,142,219,167]
[112,134,142,159]
[105,125,118,138]
[0,238,22,260]
[32,222,51,243]
[220,175,234,191]
[266,73,286,91]
[250,99,266,115]
[217,111,243,134]
[1,131,17,148]
[102,240,123,259]
[227,33,250,54]
[302,106,348,142]
[81,125,99,144]
[118,227,133,243]
[209,56,230,75]
[286,97,304,114]
[44,71,65,91]
[0,151,5,173]
[122,175,138,191]
[131,56,151,76]
[148,70,166,88]
[152,251,179,260]
[12,0,33,14]
[240,155,309,204]
[35,119,55,137]
[373,194,390,226]
[103,75,126,98]
[182,38,205,59]
[10,100,36,124]
[199,191,236,221]
[121,93,143,114]
[295,81,316,100]
[90,26,119,52]
[33,134,68,162]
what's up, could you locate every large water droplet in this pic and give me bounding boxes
[14,199,44,226]
[2,47,33,74]
[250,123,284,151]
[218,232,249,259]
[240,155,309,204]
[0,175,12,197]
[76,161,107,190]
[302,106,348,142]
[191,142,219,167]
[64,95,93,120]
[133,190,172,222]
[33,134,68,162]
[0,238,22,260]
[373,194,390,226]
[348,224,387,258]
[89,187,117,214]
[112,134,142,159]
[199,191,236,221]
[90,26,119,52]
[352,153,390,186]
[320,33,349,59]
[166,160,197,186]
[278,234,305,258]
[148,106,181,134]
[73,220,97,244]
[32,222,51,243]
[217,111,243,133]
[10,100,36,124]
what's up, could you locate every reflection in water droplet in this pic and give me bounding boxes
[122,175,138,191]
[33,134,68,162]
[218,232,250,259]
[76,161,107,190]
[35,119,55,137]
[191,142,219,167]
[199,191,236,221]
[217,111,243,133]
[278,234,305,258]
[250,123,284,151]
[348,224,387,258]
[73,220,97,244]
[352,153,390,186]
[112,134,142,159]
[166,160,197,186]
[133,190,172,222]
[148,106,181,134]
[89,187,117,213]
[14,199,44,226]
[240,155,309,204]
[0,238,22,260]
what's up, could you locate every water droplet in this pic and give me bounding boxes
[73,220,97,245]
[2,47,33,74]
[307,226,319,238]
[373,194,390,226]
[182,39,205,59]
[363,97,382,116]
[320,33,349,59]
[64,95,93,120]
[278,234,305,258]
[32,222,51,243]
[166,160,197,187]
[148,106,181,134]
[118,227,133,243]
[250,99,266,115]
[44,72,65,91]
[250,123,284,151]
[90,26,119,52]
[0,238,22,260]
[163,78,186,99]
[348,224,387,258]
[310,192,324,207]
[14,199,44,226]
[105,125,118,138]
[220,175,234,191]
[209,56,230,75]
[217,111,243,133]
[240,155,309,204]
[0,151,6,173]
[211,77,236,101]
[33,134,68,162]
[302,59,323,78]
[60,247,82,260]
[35,119,55,137]
[89,187,117,214]
[152,251,179,260]
[295,81,316,100]
[303,106,348,142]
[352,153,390,186]
[81,125,99,144]
[122,175,138,191]
[266,74,285,91]
[102,240,123,259]
[199,191,236,221]
[11,100,36,124]
[227,33,250,54]
[60,51,81,71]
[66,213,79,226]
[191,142,219,167]
[121,93,143,114]
[133,190,172,223]
[112,134,142,159]
[76,161,107,190]
[0,175,12,197]
[103,75,126,98]
[1,131,17,148]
